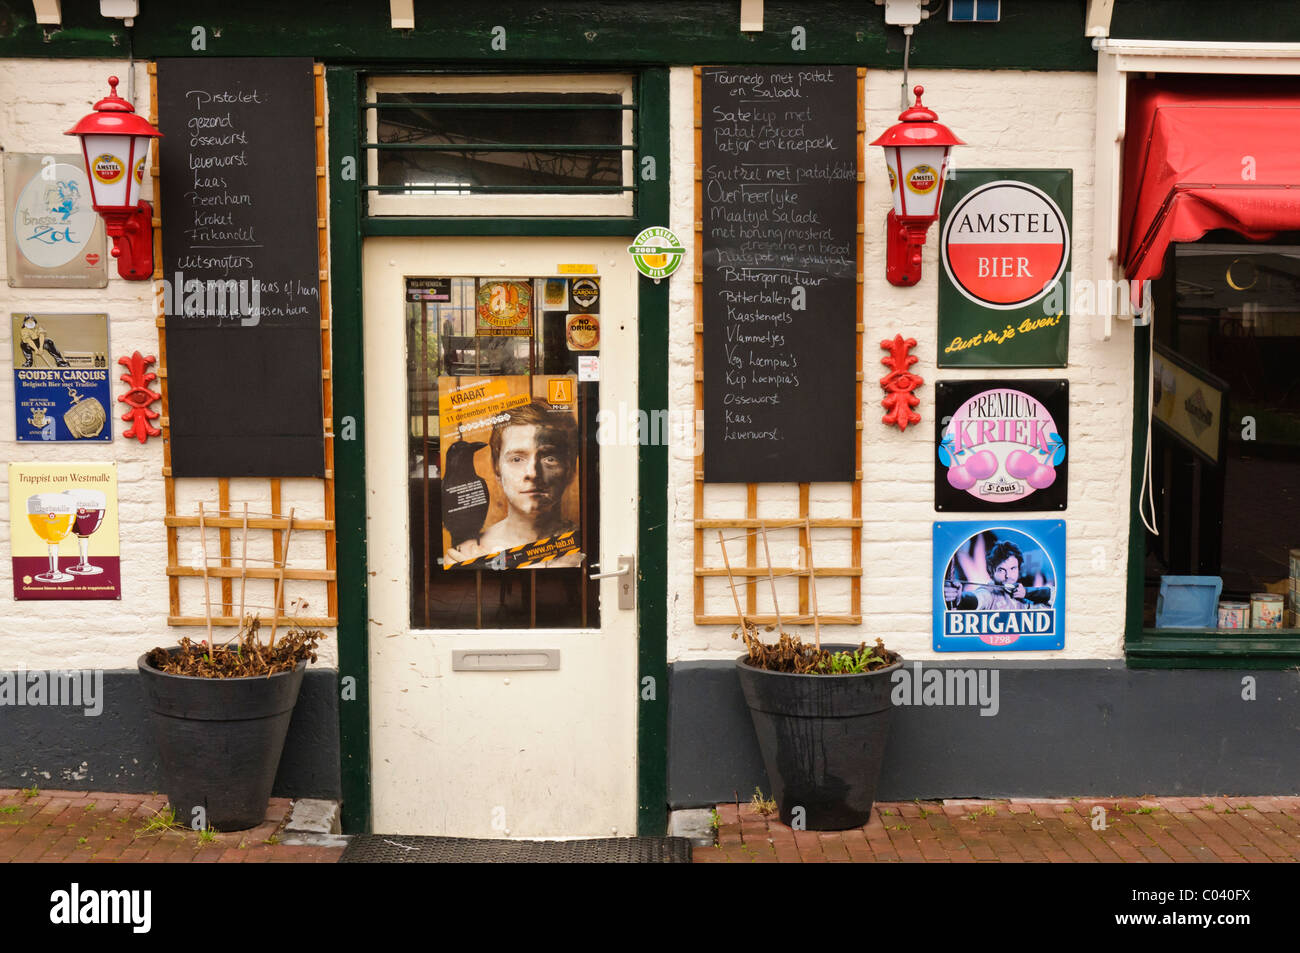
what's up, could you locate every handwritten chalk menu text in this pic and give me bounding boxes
[158,58,324,477]
[701,67,857,483]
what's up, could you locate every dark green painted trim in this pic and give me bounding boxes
[1126,631,1300,669]
[0,0,1095,70]
[327,66,372,835]
[1123,322,1300,669]
[364,218,643,237]
[1124,322,1149,667]
[1112,0,1300,43]
[635,67,670,838]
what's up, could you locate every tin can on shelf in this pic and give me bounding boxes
[1251,593,1284,629]
[1218,601,1250,629]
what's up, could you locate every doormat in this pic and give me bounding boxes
[339,834,693,863]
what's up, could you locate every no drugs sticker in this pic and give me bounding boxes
[940,181,1068,310]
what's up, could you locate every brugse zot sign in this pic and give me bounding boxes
[943,181,1067,307]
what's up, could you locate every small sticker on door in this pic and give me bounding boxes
[578,355,600,381]
[547,377,574,405]
[569,277,600,312]
[566,313,600,351]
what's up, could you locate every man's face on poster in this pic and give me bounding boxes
[495,423,573,518]
[992,554,1021,589]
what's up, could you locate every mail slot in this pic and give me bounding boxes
[451,649,560,672]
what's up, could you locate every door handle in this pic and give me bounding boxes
[588,555,635,609]
[588,561,631,579]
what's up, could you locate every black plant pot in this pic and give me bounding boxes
[735,647,902,831]
[138,649,306,832]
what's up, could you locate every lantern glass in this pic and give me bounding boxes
[892,145,951,219]
[80,133,136,209]
[127,135,152,207]
[882,146,903,216]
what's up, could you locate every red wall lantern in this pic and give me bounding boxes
[870,85,963,287]
[65,76,162,281]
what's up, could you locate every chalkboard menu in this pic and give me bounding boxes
[158,58,324,477]
[701,67,858,483]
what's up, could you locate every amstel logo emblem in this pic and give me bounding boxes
[134,157,146,185]
[906,164,938,195]
[888,165,897,193]
[92,154,124,184]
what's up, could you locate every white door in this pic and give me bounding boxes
[363,236,639,837]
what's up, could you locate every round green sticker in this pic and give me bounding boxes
[627,226,684,279]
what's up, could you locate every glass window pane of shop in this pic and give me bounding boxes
[406,277,600,630]
[1143,238,1300,629]
[374,91,625,195]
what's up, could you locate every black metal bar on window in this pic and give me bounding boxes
[364,142,635,151]
[366,102,637,111]
[362,184,635,193]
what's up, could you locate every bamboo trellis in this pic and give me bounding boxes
[194,502,306,644]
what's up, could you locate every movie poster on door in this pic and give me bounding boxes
[937,170,1072,368]
[10,463,120,601]
[438,374,582,570]
[11,313,112,442]
[3,153,108,289]
[934,520,1064,652]
[935,380,1068,511]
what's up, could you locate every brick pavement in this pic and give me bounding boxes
[0,788,344,863]
[696,796,1300,863]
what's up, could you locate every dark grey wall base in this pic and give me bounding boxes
[668,659,1300,808]
[1,669,340,800]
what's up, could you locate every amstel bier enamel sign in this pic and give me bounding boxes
[938,170,1072,368]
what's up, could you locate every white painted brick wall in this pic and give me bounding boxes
[0,59,337,671]
[667,67,1135,662]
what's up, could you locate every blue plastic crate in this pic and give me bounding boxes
[1155,575,1223,628]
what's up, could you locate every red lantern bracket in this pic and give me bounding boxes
[118,350,161,443]
[880,334,923,432]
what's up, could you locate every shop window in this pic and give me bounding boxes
[365,75,636,217]
[406,277,600,629]
[1141,235,1300,633]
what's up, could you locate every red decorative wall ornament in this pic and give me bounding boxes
[879,334,924,432]
[117,351,161,443]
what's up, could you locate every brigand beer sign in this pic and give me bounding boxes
[938,170,1072,368]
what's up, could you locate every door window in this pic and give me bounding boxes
[406,276,601,629]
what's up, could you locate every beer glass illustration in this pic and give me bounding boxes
[65,488,106,576]
[26,493,75,583]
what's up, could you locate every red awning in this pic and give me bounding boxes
[1120,78,1300,284]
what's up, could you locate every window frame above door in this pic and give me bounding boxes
[363,72,639,220]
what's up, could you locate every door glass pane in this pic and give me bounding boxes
[407,276,601,629]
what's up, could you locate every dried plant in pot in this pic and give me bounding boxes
[734,624,902,831]
[721,524,902,832]
[137,614,324,832]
